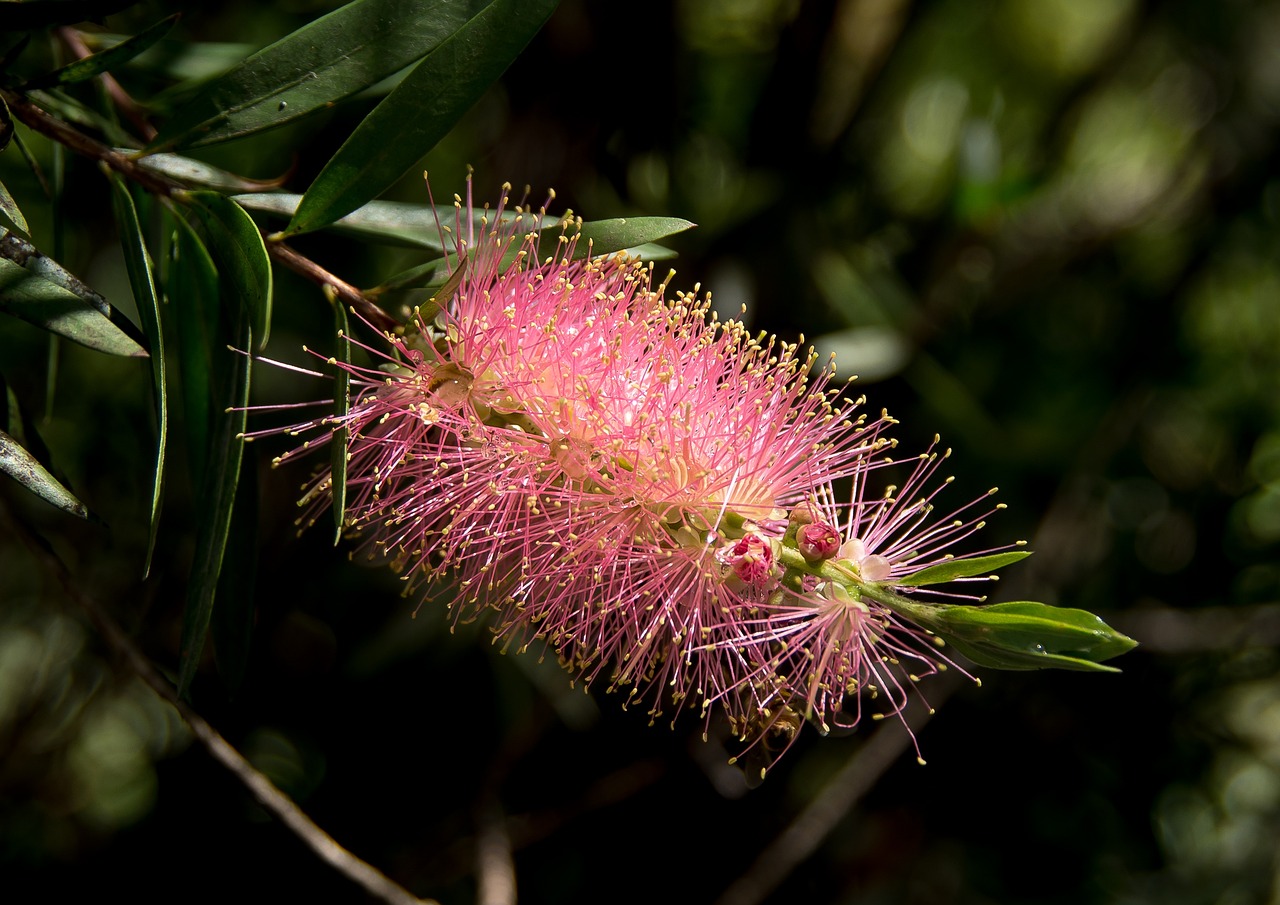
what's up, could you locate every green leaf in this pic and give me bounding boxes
[131,151,286,194]
[23,15,178,88]
[178,310,251,698]
[329,297,350,544]
[109,176,167,577]
[0,0,141,31]
[167,210,221,483]
[0,256,147,356]
[181,191,272,350]
[149,0,520,150]
[925,601,1138,673]
[286,0,560,236]
[896,550,1032,587]
[0,427,88,518]
[0,96,13,155]
[571,218,696,259]
[0,180,28,234]
[237,192,691,263]
[212,444,258,694]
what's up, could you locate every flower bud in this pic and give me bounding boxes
[797,522,841,561]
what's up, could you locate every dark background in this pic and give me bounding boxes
[3,1,1279,903]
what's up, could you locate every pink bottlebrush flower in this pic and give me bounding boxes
[260,178,1016,770]
[702,438,1022,766]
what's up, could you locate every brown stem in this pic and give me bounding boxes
[55,26,158,142]
[1,498,436,905]
[0,88,182,197]
[2,87,402,334]
[269,240,401,334]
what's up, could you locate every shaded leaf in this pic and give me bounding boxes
[181,191,272,350]
[286,0,560,236]
[167,210,221,482]
[24,14,178,88]
[109,176,167,577]
[212,444,258,693]
[178,311,251,697]
[0,257,146,356]
[0,96,12,154]
[149,0,513,150]
[0,427,87,519]
[896,550,1032,587]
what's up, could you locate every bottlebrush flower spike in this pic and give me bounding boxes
[257,178,1135,774]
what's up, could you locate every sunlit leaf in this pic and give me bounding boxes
[179,311,251,697]
[571,218,696,259]
[149,0,519,150]
[926,601,1138,672]
[23,15,178,88]
[286,0,560,236]
[0,427,88,519]
[181,191,272,350]
[132,151,285,194]
[0,180,28,234]
[109,176,167,577]
[0,257,146,356]
[896,550,1032,587]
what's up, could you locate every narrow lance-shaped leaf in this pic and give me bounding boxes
[178,312,251,698]
[167,210,221,482]
[0,180,29,235]
[327,293,350,544]
[0,256,146,357]
[23,15,179,89]
[181,191,272,350]
[149,0,513,150]
[896,550,1032,587]
[238,192,693,257]
[109,176,167,577]
[0,428,88,519]
[892,598,1138,673]
[286,0,560,236]
[212,444,258,694]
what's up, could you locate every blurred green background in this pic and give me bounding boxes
[3,0,1280,902]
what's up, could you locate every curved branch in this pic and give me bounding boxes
[1,497,436,905]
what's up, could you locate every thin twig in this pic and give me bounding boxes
[1,88,181,197]
[268,240,401,334]
[55,26,158,142]
[1,87,401,335]
[1,497,436,905]
[713,680,956,905]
